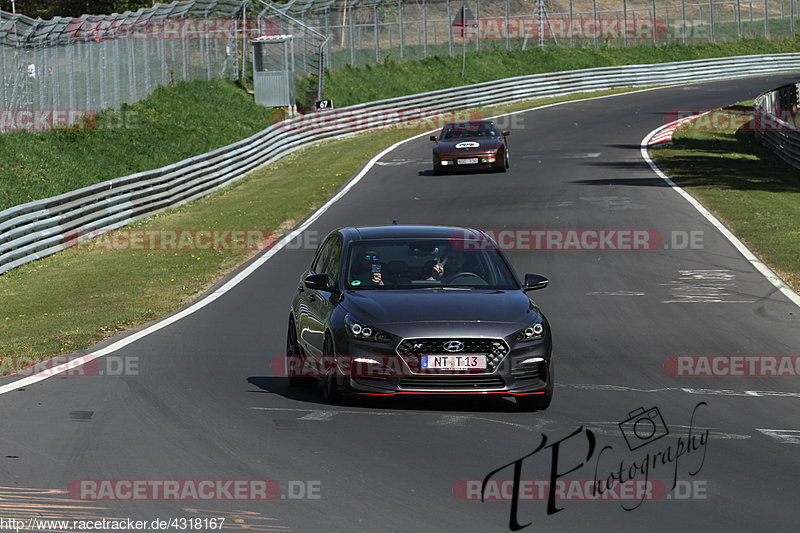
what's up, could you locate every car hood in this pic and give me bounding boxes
[434,138,503,154]
[341,289,537,337]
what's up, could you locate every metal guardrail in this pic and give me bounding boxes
[753,81,800,169]
[2,52,800,274]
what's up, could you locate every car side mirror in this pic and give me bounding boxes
[304,273,333,291]
[430,135,438,142]
[524,273,548,291]
[502,130,510,136]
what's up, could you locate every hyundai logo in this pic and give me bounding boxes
[443,340,465,352]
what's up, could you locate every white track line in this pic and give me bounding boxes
[641,120,800,309]
[0,83,784,395]
[563,382,800,399]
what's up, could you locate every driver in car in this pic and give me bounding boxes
[427,249,466,282]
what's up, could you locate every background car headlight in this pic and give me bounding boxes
[345,314,392,343]
[512,317,545,342]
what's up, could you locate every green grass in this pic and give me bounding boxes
[0,79,276,210]
[310,36,800,107]
[651,104,800,291]
[0,87,642,365]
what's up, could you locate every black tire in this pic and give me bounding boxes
[494,150,507,173]
[433,165,444,176]
[321,334,345,404]
[287,317,315,387]
[516,359,554,411]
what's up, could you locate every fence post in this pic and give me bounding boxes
[569,0,574,46]
[593,0,599,47]
[476,0,481,51]
[681,0,687,43]
[423,0,428,58]
[86,43,93,109]
[447,0,454,56]
[398,1,405,59]
[349,5,356,66]
[652,0,658,45]
[374,3,379,63]
[505,0,510,50]
[324,10,332,69]
[624,0,629,47]
[99,42,107,109]
[709,0,714,41]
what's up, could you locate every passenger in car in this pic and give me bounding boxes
[349,250,386,286]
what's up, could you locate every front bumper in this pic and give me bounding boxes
[331,336,551,396]
[434,152,500,172]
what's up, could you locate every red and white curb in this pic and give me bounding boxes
[647,113,707,146]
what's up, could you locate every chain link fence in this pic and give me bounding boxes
[2,0,798,132]
[0,0,326,132]
[275,0,800,70]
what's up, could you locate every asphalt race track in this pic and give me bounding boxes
[1,74,799,533]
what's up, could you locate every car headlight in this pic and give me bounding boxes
[345,314,392,343]
[512,317,545,342]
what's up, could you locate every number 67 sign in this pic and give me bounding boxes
[315,99,333,110]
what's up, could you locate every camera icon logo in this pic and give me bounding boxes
[618,406,670,451]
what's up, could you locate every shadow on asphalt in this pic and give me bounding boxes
[417,169,502,177]
[246,376,523,413]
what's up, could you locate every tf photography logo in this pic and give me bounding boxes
[478,402,710,531]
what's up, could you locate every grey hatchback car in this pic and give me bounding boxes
[286,225,553,411]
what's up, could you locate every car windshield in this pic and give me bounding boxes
[345,238,519,290]
[440,123,498,139]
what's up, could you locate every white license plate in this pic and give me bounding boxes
[457,158,479,165]
[421,355,487,370]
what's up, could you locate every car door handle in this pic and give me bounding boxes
[308,292,316,302]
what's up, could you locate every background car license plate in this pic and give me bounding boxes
[421,355,487,370]
[457,158,479,165]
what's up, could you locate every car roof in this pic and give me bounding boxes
[341,225,489,241]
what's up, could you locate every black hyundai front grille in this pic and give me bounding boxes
[398,375,506,390]
[396,338,509,373]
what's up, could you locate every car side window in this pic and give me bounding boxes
[324,237,343,282]
[310,237,334,274]
[310,235,342,286]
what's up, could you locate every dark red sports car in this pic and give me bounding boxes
[430,120,510,175]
